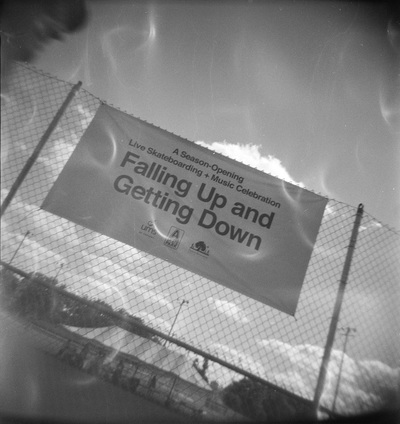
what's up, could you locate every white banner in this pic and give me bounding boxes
[42,104,327,315]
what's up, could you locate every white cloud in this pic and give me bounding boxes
[211,343,265,378]
[135,287,174,311]
[359,221,383,232]
[76,104,95,129]
[196,141,304,186]
[37,139,76,179]
[79,233,150,269]
[256,339,399,415]
[1,227,64,275]
[60,260,172,313]
[208,297,250,324]
[273,371,314,399]
[1,189,9,204]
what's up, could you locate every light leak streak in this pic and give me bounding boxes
[63,29,93,87]
[308,4,360,137]
[378,18,400,136]
[190,21,200,138]
[100,11,157,90]
[379,87,400,135]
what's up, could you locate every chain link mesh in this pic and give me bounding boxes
[1,63,399,420]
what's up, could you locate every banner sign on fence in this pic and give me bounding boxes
[42,104,327,315]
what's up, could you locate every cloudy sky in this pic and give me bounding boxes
[33,0,400,229]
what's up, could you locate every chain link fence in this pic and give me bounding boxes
[1,63,399,421]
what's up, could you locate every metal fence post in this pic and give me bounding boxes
[313,204,364,416]
[0,81,82,218]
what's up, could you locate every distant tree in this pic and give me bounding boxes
[222,378,313,422]
[202,358,209,378]
[0,268,20,309]
[57,296,115,327]
[5,272,62,321]
[0,269,163,342]
[210,380,221,391]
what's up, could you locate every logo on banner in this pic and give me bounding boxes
[139,221,157,238]
[190,241,210,257]
[164,226,184,250]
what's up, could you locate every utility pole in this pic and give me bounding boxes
[9,230,30,265]
[164,299,189,346]
[332,327,357,413]
[313,204,363,416]
[52,263,64,284]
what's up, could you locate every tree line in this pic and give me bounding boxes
[222,377,314,422]
[0,268,160,342]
